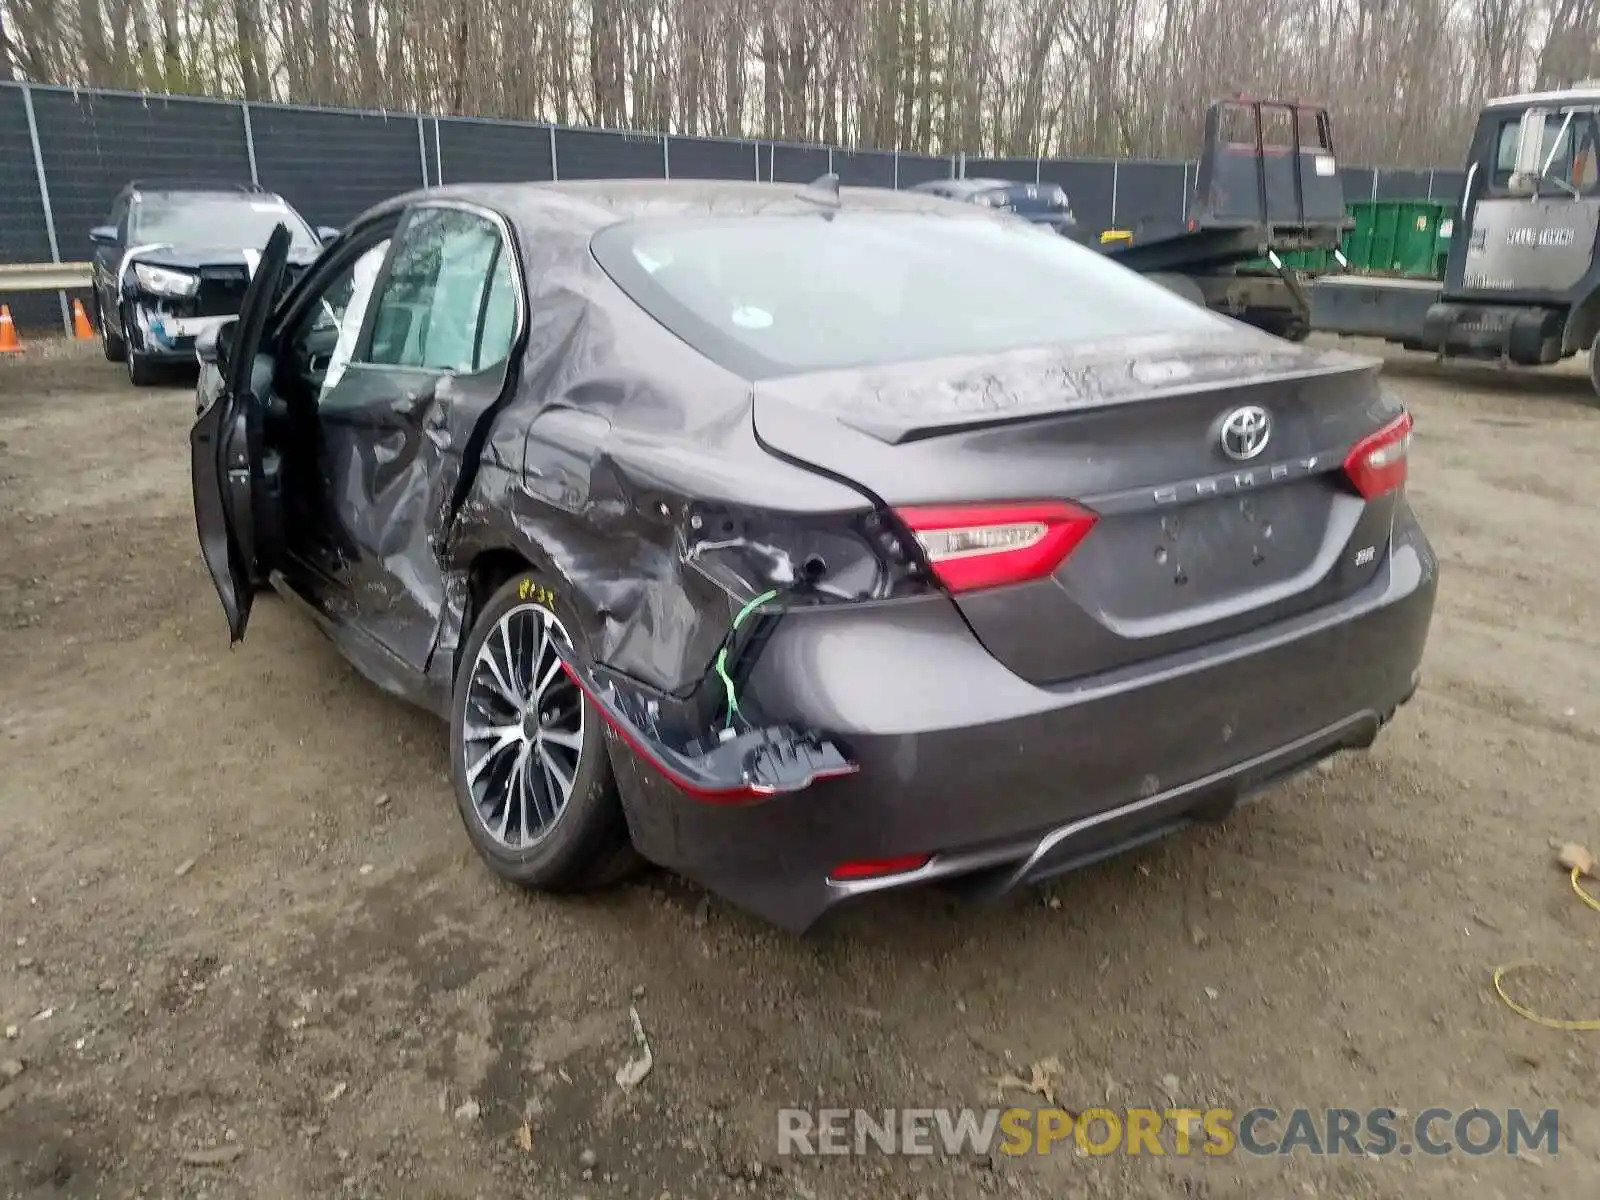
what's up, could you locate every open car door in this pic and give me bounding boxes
[189,223,292,643]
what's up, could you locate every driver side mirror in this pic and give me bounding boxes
[317,226,341,246]
[198,320,237,369]
[89,225,117,246]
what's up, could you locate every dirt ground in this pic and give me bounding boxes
[1,340,1597,1200]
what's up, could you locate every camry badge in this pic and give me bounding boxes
[1219,405,1271,462]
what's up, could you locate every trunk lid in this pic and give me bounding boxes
[752,329,1404,684]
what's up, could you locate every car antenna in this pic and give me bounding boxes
[797,172,842,209]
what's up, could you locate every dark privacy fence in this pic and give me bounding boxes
[0,82,1465,332]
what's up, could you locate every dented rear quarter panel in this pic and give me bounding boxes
[433,188,876,702]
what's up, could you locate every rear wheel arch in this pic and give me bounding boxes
[453,534,588,675]
[447,565,638,891]
[466,544,537,606]
[456,547,537,681]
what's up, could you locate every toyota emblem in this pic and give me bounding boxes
[1219,405,1271,461]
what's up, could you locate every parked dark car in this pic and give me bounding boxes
[90,181,335,385]
[910,177,1077,232]
[190,178,1436,932]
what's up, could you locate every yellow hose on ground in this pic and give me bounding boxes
[1491,867,1600,1031]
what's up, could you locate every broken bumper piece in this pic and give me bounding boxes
[131,303,234,361]
[558,657,858,801]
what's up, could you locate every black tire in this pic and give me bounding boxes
[122,306,159,386]
[126,351,159,386]
[99,298,126,363]
[449,569,637,892]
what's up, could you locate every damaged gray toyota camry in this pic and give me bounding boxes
[189,178,1438,932]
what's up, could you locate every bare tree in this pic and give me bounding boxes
[0,0,1580,165]
[0,7,15,82]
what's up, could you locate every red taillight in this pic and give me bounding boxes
[895,501,1097,594]
[1343,411,1413,500]
[828,854,932,882]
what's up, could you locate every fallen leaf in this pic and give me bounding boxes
[615,1004,654,1092]
[514,1122,534,1152]
[323,1081,348,1104]
[994,1056,1065,1106]
[1556,843,1595,877]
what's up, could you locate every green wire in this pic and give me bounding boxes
[716,588,779,729]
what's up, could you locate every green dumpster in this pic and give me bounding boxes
[1342,200,1453,278]
[1276,247,1336,272]
[1239,245,1337,274]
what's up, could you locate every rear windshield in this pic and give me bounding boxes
[591,213,1219,379]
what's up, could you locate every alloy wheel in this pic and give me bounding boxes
[461,601,586,850]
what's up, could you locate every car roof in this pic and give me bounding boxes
[357,179,975,235]
[1483,84,1600,111]
[913,177,1014,196]
[123,178,259,192]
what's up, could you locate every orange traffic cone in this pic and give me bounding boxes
[71,298,95,340]
[0,305,21,354]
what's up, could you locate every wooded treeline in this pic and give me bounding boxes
[2,0,1597,165]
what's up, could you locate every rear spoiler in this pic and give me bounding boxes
[756,335,1381,446]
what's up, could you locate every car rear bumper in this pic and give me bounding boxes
[610,503,1438,932]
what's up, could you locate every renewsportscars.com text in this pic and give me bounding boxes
[777,1106,1559,1158]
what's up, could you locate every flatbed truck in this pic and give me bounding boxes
[1311,83,1600,400]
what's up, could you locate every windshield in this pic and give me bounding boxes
[1493,109,1600,196]
[592,213,1218,380]
[131,194,320,251]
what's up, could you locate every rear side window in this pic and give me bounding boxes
[592,213,1218,380]
[365,207,518,373]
